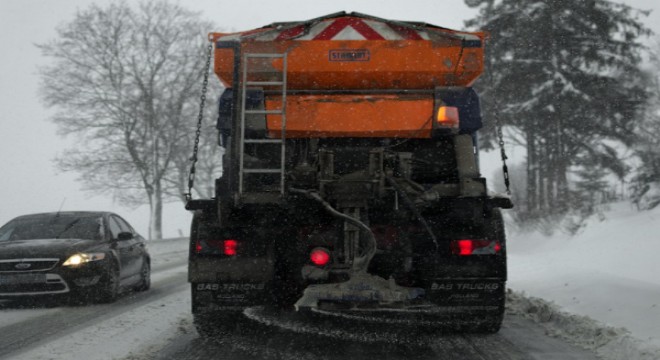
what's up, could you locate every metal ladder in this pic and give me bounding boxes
[238,53,287,197]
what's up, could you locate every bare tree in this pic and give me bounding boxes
[38,1,216,239]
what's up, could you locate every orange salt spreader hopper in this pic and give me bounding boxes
[209,12,486,138]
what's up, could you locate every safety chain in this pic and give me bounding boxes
[185,41,214,202]
[494,112,511,195]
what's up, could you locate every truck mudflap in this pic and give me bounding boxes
[426,278,505,308]
[192,281,271,310]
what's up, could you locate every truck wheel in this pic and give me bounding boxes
[191,286,245,337]
[193,311,244,337]
[473,313,504,334]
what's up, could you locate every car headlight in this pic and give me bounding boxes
[62,253,106,266]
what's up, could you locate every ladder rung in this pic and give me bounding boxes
[246,54,286,59]
[246,81,284,86]
[245,109,283,115]
[243,169,282,174]
[244,139,283,144]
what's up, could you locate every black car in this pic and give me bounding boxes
[0,211,150,302]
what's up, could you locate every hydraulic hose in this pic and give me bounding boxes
[289,187,377,273]
[385,176,439,251]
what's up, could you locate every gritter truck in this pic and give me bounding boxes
[185,11,512,334]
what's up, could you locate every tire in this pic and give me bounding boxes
[473,313,504,334]
[193,311,245,337]
[192,287,244,337]
[135,259,151,292]
[98,262,120,303]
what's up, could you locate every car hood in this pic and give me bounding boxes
[0,238,103,260]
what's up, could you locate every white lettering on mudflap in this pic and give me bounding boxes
[448,293,480,300]
[431,283,453,290]
[196,283,265,291]
[431,282,499,291]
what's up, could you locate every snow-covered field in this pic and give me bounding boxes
[507,202,660,359]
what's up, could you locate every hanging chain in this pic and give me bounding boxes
[485,53,512,196]
[494,112,511,195]
[185,41,214,202]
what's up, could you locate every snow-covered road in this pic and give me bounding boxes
[0,237,610,360]
[3,204,659,360]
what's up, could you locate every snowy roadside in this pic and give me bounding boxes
[507,202,660,360]
[0,238,191,360]
[13,285,192,360]
[147,237,189,267]
[507,290,660,360]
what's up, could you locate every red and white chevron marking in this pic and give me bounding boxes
[217,16,481,43]
[273,17,428,41]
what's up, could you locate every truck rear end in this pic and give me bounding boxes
[187,12,512,334]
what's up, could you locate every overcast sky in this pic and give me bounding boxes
[0,0,658,238]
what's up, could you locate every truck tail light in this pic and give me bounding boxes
[436,106,459,128]
[223,239,238,256]
[450,239,501,256]
[310,247,331,266]
[194,239,239,256]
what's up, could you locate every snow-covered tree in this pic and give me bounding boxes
[466,0,650,228]
[631,37,660,210]
[38,1,218,239]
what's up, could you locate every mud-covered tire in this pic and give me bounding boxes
[98,263,120,303]
[135,259,151,292]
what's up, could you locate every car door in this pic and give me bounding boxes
[107,215,134,281]
[111,215,143,279]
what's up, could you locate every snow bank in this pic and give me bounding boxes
[507,290,660,360]
[507,201,660,359]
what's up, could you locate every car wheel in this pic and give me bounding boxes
[135,259,151,292]
[98,262,120,303]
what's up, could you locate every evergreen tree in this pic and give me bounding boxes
[631,37,660,210]
[466,0,650,228]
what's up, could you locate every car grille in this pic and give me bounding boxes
[0,259,60,273]
[0,273,69,295]
[0,283,67,293]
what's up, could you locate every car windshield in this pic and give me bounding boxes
[0,214,103,241]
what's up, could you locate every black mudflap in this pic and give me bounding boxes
[192,282,271,310]
[426,278,505,311]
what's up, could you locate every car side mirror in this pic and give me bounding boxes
[117,232,134,241]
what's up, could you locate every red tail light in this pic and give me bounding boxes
[223,239,238,256]
[310,248,330,266]
[194,239,238,256]
[450,239,501,256]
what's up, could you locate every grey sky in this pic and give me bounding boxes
[0,0,657,238]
